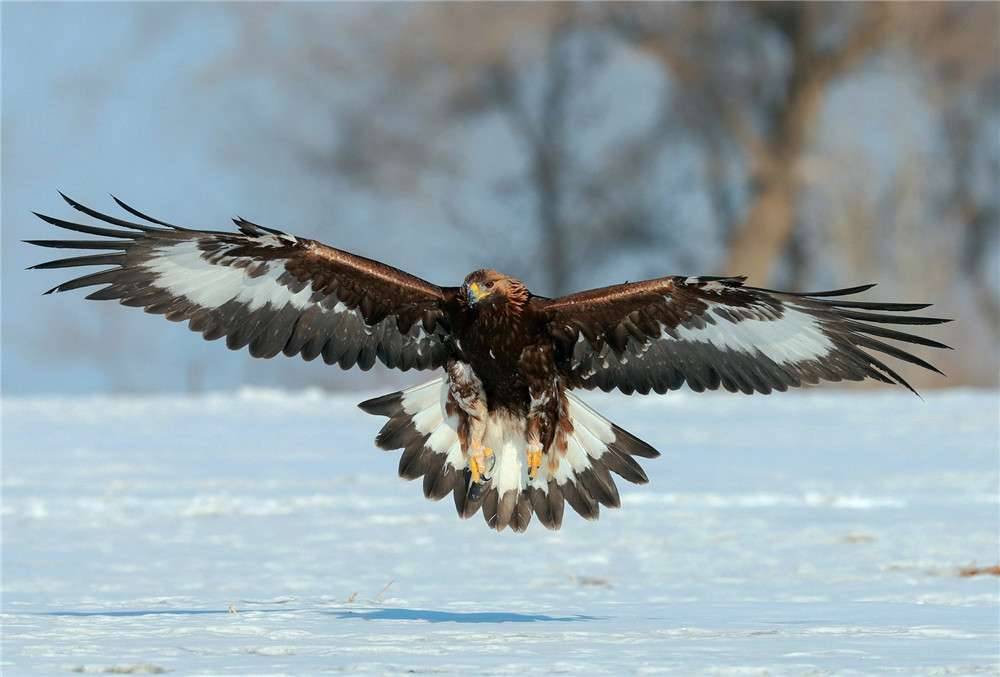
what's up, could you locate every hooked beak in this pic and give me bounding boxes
[465,282,487,306]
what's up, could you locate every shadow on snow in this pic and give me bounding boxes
[323,607,602,623]
[27,607,602,623]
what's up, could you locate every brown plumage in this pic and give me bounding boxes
[29,194,952,531]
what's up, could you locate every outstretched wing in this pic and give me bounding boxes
[541,275,950,396]
[29,194,457,371]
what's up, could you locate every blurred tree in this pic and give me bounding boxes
[909,2,1000,334]
[211,2,997,387]
[304,3,694,295]
[616,3,905,284]
[615,2,998,290]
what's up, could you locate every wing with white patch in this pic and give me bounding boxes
[543,275,951,395]
[29,194,457,371]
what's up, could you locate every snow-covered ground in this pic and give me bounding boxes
[2,387,997,675]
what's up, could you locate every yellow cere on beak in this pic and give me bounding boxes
[469,283,488,300]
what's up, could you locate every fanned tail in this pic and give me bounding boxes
[359,379,659,532]
[358,376,467,506]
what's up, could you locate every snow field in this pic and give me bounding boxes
[3,388,997,675]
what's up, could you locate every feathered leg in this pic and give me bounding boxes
[446,360,492,482]
[521,344,560,479]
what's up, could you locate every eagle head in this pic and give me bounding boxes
[462,269,528,314]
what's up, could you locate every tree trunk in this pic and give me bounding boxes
[723,171,796,281]
[723,49,827,284]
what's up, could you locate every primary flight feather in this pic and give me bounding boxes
[29,194,951,531]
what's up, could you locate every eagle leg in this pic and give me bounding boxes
[469,440,494,483]
[522,343,561,482]
[526,440,543,479]
[447,360,492,484]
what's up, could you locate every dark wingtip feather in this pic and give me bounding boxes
[233,216,284,237]
[31,211,137,238]
[53,194,165,232]
[58,192,96,216]
[829,300,934,312]
[834,308,951,326]
[31,211,60,226]
[36,268,120,294]
[845,320,953,351]
[24,238,127,251]
[864,351,922,397]
[856,336,948,377]
[801,283,877,298]
[111,194,185,229]
[28,253,125,270]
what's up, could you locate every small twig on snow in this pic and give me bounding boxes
[373,580,395,601]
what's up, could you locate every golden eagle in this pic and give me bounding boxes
[30,194,950,532]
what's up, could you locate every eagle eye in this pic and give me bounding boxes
[485,281,495,289]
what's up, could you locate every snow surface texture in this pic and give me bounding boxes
[3,388,998,675]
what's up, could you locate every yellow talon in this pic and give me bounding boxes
[469,442,492,483]
[527,449,542,479]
